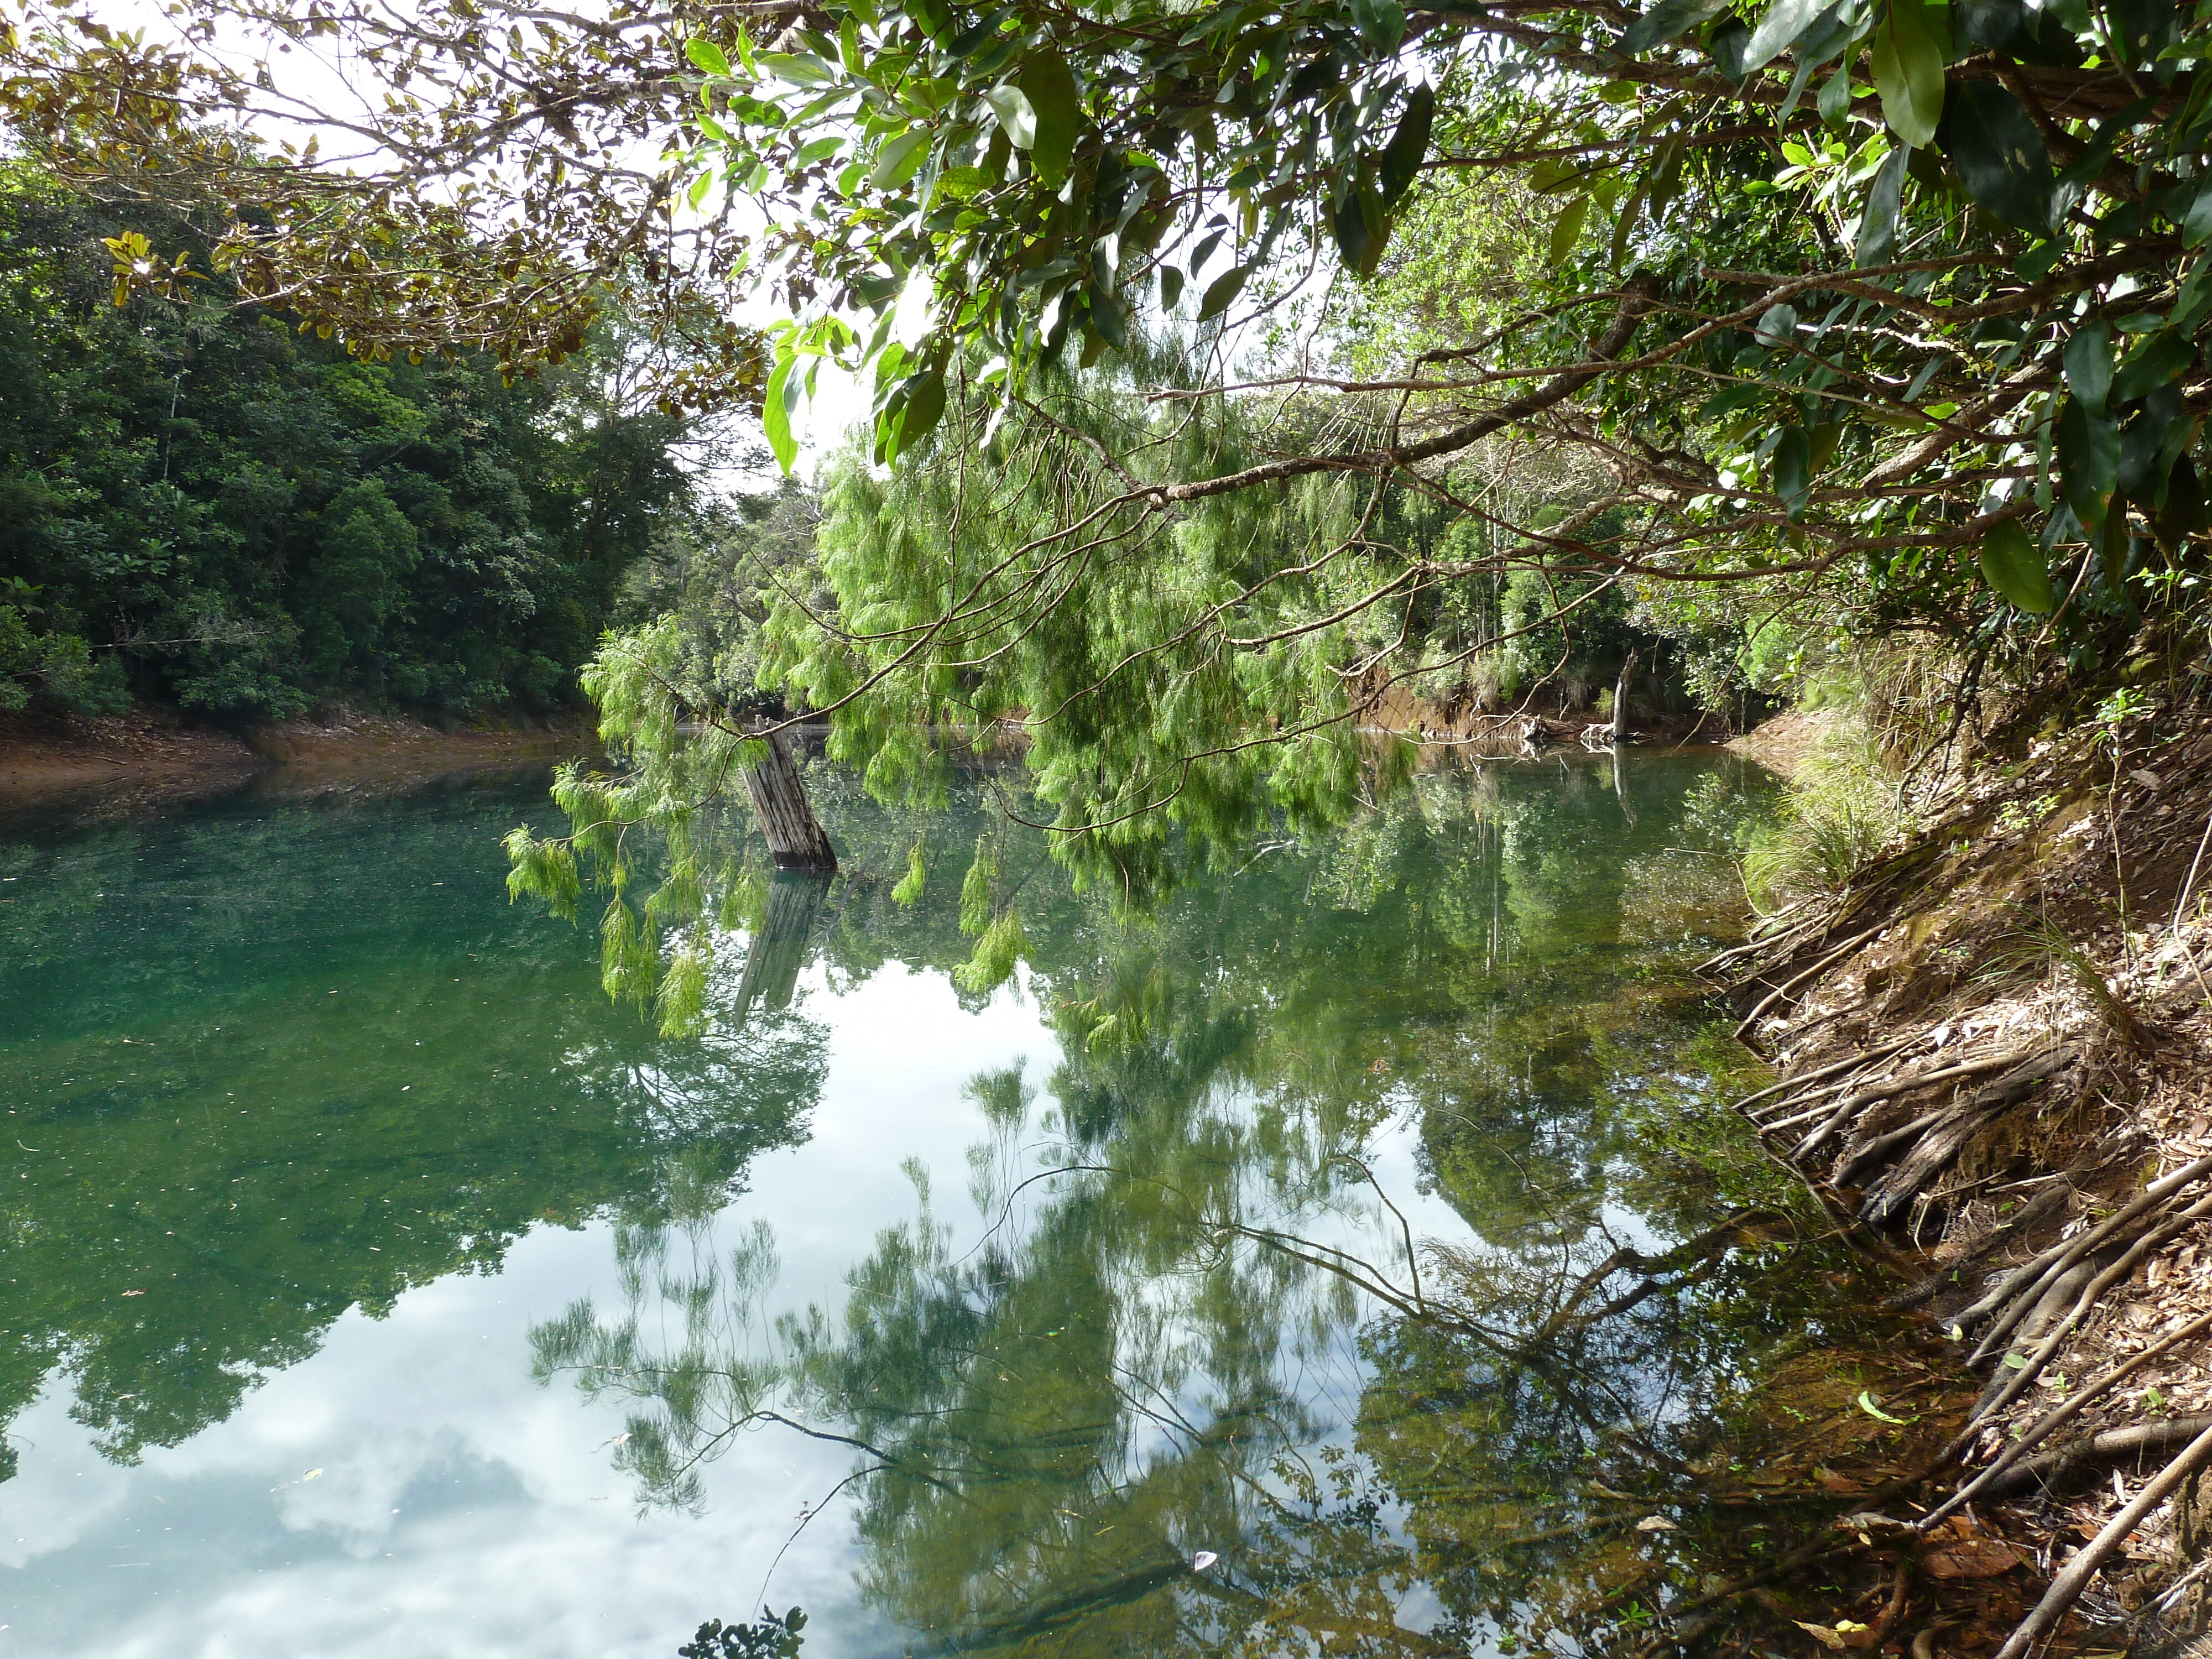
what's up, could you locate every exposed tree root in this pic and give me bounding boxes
[1697,696,2212,1656]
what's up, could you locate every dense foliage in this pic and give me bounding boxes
[18,0,2212,973]
[0,165,694,717]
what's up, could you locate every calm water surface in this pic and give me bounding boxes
[1,754,1895,1658]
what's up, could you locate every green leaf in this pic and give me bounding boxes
[1376,83,1435,205]
[1708,18,1752,80]
[1088,280,1128,347]
[2099,495,2133,601]
[1357,184,1390,276]
[2156,456,2204,551]
[684,36,731,77]
[948,7,1013,57]
[1618,0,1730,54]
[762,354,797,472]
[1548,192,1592,264]
[1817,60,1853,126]
[984,84,1037,149]
[1332,190,1369,272]
[869,129,931,189]
[1754,301,1799,347]
[907,0,952,43]
[2183,176,2212,246]
[1774,425,1812,520]
[1644,134,1688,218]
[2064,321,2112,414]
[1159,265,1185,311]
[2108,0,2174,68]
[1743,0,1829,74]
[2110,329,2194,405]
[757,51,836,86]
[1979,518,2056,612]
[1856,1390,1912,1425]
[1197,264,1248,322]
[1016,51,1082,187]
[1870,0,1946,149]
[1939,81,2053,232]
[1854,146,1910,264]
[2120,404,2166,499]
[1609,176,1645,268]
[1349,0,1408,52]
[2057,395,2120,530]
[895,368,946,455]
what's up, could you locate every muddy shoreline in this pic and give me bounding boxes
[0,705,597,823]
[1708,691,2212,1656]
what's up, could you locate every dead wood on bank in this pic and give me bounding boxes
[1695,690,2212,1657]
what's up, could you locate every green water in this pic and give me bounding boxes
[0,752,1891,1658]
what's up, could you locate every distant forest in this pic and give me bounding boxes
[0,163,702,720]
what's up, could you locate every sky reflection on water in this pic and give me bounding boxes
[0,755,1812,1658]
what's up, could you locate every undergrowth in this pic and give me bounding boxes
[1743,717,1915,912]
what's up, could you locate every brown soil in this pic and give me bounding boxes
[0,706,257,794]
[1708,671,2212,1656]
[1727,707,1848,781]
[0,703,596,823]
[1364,682,1729,752]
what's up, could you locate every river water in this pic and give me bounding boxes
[0,753,1922,1658]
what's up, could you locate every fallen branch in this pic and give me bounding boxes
[1968,1188,2212,1423]
[1952,1154,2212,1348]
[1980,1415,2212,1500]
[1928,1305,2212,1521]
[1733,925,1885,1043]
[1734,1035,1917,1119]
[1991,1418,2212,1659]
[1856,1051,2076,1225]
[1792,1046,2033,1161]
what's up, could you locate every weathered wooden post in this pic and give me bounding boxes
[742,728,837,872]
[1611,648,1638,744]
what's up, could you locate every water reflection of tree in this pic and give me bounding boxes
[533,755,1895,1656]
[0,781,823,1470]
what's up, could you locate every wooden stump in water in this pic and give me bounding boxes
[1611,648,1638,744]
[743,729,837,872]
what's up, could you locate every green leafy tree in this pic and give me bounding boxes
[0,164,697,714]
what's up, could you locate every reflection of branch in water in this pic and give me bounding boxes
[1524,1207,1798,1348]
[752,1460,887,1610]
[1330,1151,1425,1310]
[735,872,831,1019]
[864,1552,1192,1659]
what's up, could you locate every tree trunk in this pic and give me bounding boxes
[1611,649,1638,743]
[743,729,837,872]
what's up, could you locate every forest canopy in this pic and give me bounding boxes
[0,164,698,716]
[9,0,2210,722]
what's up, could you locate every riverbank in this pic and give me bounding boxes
[0,704,596,820]
[1712,679,2212,1655]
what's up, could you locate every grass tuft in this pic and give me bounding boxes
[1742,722,1913,911]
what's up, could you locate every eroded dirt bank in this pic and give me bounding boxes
[1712,686,2212,1656]
[0,705,594,823]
